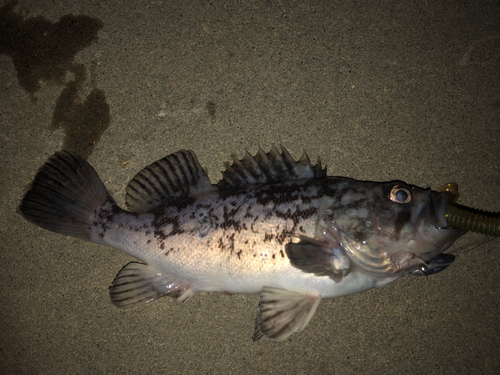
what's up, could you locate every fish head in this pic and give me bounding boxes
[322,180,465,277]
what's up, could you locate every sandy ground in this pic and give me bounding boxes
[1,0,499,374]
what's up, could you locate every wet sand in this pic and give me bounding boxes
[1,1,499,373]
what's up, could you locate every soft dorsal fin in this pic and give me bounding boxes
[217,145,326,190]
[126,150,216,213]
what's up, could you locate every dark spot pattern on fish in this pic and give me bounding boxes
[276,230,288,244]
[263,233,273,242]
[394,209,411,240]
[152,213,184,239]
[164,247,175,256]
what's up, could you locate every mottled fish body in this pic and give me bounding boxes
[93,179,386,298]
[19,146,464,340]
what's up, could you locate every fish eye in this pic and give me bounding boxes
[389,185,411,203]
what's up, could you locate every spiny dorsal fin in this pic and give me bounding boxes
[125,150,216,213]
[217,145,326,190]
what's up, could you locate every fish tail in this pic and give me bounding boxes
[19,151,117,243]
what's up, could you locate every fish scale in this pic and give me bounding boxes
[19,146,471,341]
[98,182,329,291]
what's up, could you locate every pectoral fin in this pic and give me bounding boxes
[253,286,321,341]
[109,262,194,308]
[285,237,351,282]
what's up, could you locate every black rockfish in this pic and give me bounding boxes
[19,146,499,340]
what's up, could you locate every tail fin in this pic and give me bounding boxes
[19,151,116,242]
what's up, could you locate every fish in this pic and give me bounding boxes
[19,146,493,341]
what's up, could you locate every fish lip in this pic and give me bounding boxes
[434,193,450,228]
[419,192,465,247]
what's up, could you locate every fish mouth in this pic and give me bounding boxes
[400,190,462,258]
[414,190,450,232]
[424,192,453,230]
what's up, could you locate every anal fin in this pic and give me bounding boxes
[253,286,321,341]
[109,262,194,308]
